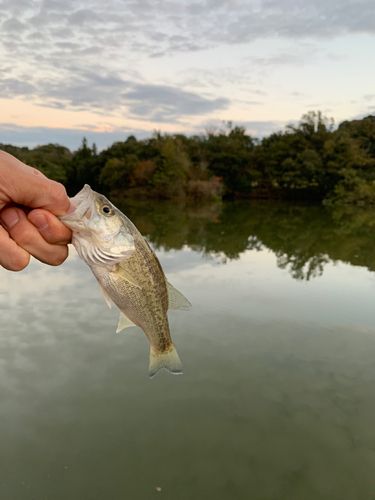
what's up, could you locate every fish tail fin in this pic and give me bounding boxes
[149,344,183,379]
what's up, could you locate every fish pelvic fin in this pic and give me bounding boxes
[116,312,136,332]
[149,344,183,379]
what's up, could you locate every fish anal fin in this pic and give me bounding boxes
[149,344,183,378]
[167,281,192,310]
[98,282,111,309]
[110,265,142,289]
[116,312,136,333]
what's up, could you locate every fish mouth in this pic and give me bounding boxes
[59,184,96,229]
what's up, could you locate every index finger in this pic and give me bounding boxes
[30,179,72,216]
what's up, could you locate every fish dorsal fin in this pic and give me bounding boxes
[167,281,192,310]
[110,265,142,289]
[98,282,112,309]
[116,312,136,332]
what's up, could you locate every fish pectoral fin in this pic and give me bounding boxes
[149,344,183,378]
[116,312,136,332]
[167,281,192,310]
[98,282,112,309]
[110,265,142,289]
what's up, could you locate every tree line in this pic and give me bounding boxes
[1,111,375,204]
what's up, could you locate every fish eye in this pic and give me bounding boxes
[102,205,112,215]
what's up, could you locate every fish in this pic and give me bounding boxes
[59,185,191,378]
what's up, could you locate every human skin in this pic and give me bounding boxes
[0,150,72,271]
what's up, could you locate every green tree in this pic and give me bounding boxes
[205,124,257,197]
[0,143,72,184]
[99,154,139,192]
[150,134,191,198]
[66,138,101,195]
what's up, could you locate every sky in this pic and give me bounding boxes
[1,0,375,151]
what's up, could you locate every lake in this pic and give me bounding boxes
[1,199,375,499]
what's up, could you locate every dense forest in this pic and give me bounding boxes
[1,111,375,204]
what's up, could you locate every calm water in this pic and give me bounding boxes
[2,200,375,499]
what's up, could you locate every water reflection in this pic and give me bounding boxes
[2,200,375,499]
[117,199,375,280]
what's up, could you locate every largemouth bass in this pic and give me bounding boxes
[59,185,191,378]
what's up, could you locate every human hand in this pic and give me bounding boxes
[0,150,73,271]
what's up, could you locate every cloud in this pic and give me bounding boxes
[149,51,166,59]
[68,9,101,25]
[0,117,286,151]
[177,65,260,90]
[123,84,230,121]
[0,123,152,150]
[1,1,374,64]
[239,119,288,137]
[0,117,284,153]
[0,67,229,121]
[195,118,284,138]
[248,53,314,67]
[349,110,375,121]
[0,0,374,130]
[246,45,344,69]
[0,77,36,97]
[2,17,27,32]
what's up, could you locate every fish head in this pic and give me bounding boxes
[59,184,135,267]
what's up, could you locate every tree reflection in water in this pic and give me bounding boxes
[115,198,375,280]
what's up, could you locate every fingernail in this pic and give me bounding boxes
[0,210,19,229]
[32,214,49,231]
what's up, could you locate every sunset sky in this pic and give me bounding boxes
[1,0,374,150]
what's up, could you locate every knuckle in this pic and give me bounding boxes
[52,181,68,201]
[0,225,30,271]
[30,167,45,178]
[48,248,68,266]
[48,224,71,245]
[8,252,30,271]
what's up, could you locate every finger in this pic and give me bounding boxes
[28,209,72,245]
[0,150,72,215]
[0,207,69,266]
[0,225,30,271]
